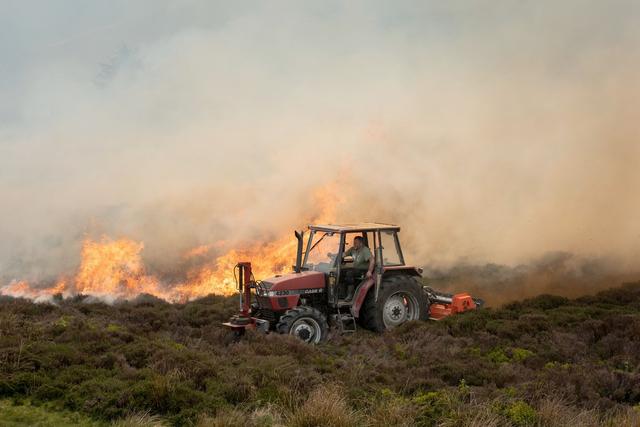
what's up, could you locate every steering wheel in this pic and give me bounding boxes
[341,255,354,265]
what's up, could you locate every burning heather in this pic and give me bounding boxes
[0,184,341,302]
[0,234,298,302]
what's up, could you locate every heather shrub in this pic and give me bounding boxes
[367,389,417,426]
[0,282,639,425]
[534,398,602,427]
[196,405,282,427]
[505,294,569,311]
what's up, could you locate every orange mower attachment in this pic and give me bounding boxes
[427,292,479,320]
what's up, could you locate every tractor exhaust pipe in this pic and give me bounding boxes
[294,230,304,273]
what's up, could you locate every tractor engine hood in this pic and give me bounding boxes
[260,270,325,292]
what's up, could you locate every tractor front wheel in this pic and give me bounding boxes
[360,275,428,332]
[276,306,328,344]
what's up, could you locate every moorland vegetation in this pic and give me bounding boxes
[1,282,639,426]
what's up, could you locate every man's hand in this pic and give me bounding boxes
[366,251,375,279]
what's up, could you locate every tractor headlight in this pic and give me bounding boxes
[256,281,273,296]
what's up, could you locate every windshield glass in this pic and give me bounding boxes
[303,231,341,273]
[380,230,403,266]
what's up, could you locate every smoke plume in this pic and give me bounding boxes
[1,1,639,303]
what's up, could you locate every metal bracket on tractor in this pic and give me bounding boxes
[222,262,269,335]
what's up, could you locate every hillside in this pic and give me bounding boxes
[1,283,639,426]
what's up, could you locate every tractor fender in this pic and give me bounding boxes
[351,276,375,318]
[382,266,423,276]
[351,268,423,318]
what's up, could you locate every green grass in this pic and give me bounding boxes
[0,400,105,427]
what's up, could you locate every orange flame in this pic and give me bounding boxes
[0,279,69,302]
[0,183,343,302]
[74,237,163,300]
[171,182,342,299]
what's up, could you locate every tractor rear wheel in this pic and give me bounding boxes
[276,306,328,344]
[360,274,428,332]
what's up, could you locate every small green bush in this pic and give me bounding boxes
[511,348,534,362]
[487,347,510,364]
[506,400,537,426]
[412,390,453,426]
[0,399,104,427]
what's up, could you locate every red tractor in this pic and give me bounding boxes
[224,223,483,343]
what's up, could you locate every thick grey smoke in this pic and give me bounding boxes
[1,1,640,296]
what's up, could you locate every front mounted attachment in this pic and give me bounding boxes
[223,262,269,333]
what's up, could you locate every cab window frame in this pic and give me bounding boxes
[379,230,404,267]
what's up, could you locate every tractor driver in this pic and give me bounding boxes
[344,236,375,279]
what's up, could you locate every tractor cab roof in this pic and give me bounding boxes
[309,223,400,233]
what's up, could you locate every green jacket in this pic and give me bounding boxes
[344,246,372,270]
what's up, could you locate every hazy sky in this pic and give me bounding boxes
[1,1,640,283]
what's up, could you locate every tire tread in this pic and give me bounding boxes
[275,306,329,342]
[360,274,427,332]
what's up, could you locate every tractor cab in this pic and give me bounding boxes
[300,223,410,306]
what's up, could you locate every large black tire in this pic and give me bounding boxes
[360,274,429,332]
[276,306,329,344]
